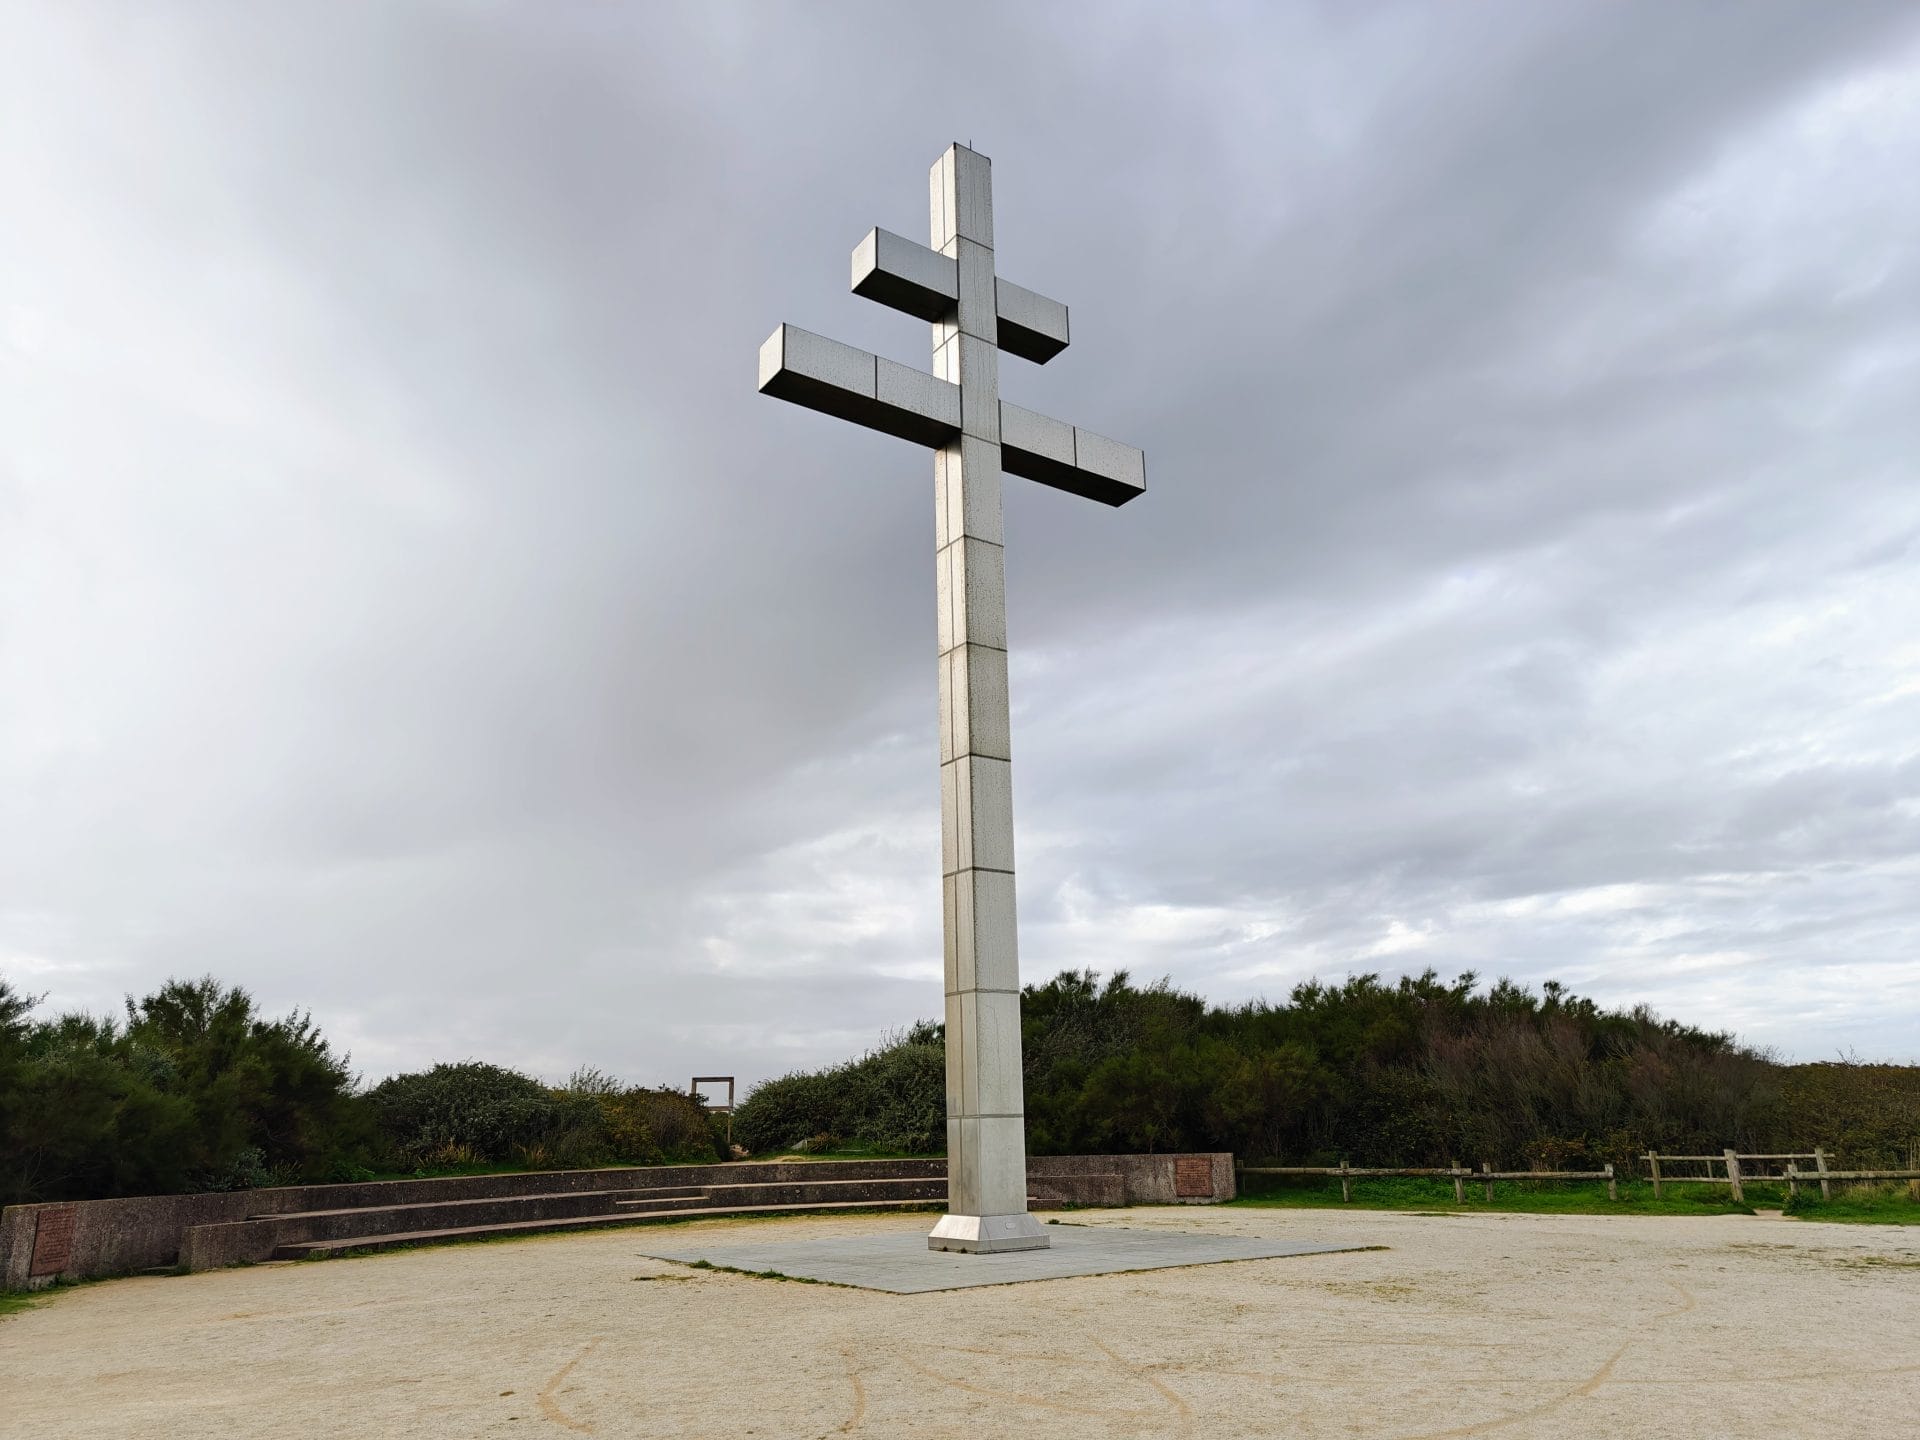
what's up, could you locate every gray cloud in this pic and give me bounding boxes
[4,0,1917,1088]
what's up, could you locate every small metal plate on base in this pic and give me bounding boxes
[633,1225,1366,1294]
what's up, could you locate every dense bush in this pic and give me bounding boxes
[543,1070,722,1167]
[9,966,1912,1205]
[611,1085,726,1163]
[1,978,722,1203]
[735,1021,944,1154]
[367,1062,720,1169]
[735,969,1920,1171]
[1773,1063,1920,1167]
[366,1062,563,1166]
[0,976,370,1204]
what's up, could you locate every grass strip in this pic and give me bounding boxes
[0,1290,44,1319]
[676,1259,849,1287]
[1232,1174,1920,1223]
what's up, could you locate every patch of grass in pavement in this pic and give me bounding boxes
[0,1274,103,1316]
[1228,1173,1920,1221]
[679,1259,851,1287]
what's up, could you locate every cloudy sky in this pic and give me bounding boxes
[4,2,1918,1089]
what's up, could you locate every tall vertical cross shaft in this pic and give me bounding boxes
[757,145,1145,1253]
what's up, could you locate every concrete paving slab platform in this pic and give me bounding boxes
[631,1222,1367,1293]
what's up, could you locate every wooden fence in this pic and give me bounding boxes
[1244,1148,1920,1207]
[1238,1162,1617,1203]
[1644,1149,1920,1203]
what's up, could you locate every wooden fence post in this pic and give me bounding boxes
[1909,1141,1918,1203]
[1451,1161,1465,1206]
[1481,1161,1493,1203]
[1785,1162,1798,1200]
[1340,1160,1352,1204]
[1723,1148,1744,1204]
[1647,1152,1661,1199]
[1605,1163,1617,1201]
[1814,1147,1831,1201]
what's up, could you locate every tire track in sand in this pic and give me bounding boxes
[832,1346,867,1434]
[538,1339,600,1434]
[1403,1283,1696,1439]
[1094,1338,1194,1434]
[899,1334,1194,1426]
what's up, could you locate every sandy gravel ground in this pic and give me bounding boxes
[3,1206,1915,1438]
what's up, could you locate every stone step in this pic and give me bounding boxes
[617,1177,947,1210]
[272,1197,948,1260]
[241,1159,943,1217]
[246,1189,656,1245]
[253,1185,695,1222]
[615,1193,716,1214]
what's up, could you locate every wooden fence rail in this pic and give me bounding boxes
[1643,1148,1920,1202]
[1644,1148,1810,1202]
[1240,1151,1920,1207]
[1238,1162,1617,1203]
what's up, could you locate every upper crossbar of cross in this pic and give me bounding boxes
[756,146,1145,507]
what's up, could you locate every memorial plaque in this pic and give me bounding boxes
[1175,1155,1215,1198]
[29,1204,78,1277]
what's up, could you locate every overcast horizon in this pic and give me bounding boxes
[5,2,1918,1089]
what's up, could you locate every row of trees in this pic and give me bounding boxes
[0,977,721,1205]
[735,969,1920,1170]
[6,969,1914,1205]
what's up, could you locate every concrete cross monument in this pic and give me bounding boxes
[757,144,1145,1253]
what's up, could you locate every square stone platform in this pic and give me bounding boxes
[632,1223,1365,1294]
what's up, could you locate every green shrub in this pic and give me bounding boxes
[124,978,370,1185]
[537,1081,719,1168]
[615,1087,716,1162]
[733,1069,841,1154]
[734,1023,944,1155]
[7,965,1912,1204]
[0,976,369,1204]
[843,1031,945,1152]
[732,969,1919,1171]
[367,1062,559,1166]
[369,1063,715,1172]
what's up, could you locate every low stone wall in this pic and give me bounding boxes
[1,1159,961,1287]
[1,1153,1231,1288]
[3,1191,259,1292]
[1032,1152,1235,1206]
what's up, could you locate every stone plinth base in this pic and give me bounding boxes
[926,1212,1050,1253]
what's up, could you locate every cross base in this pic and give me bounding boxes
[926,1211,1052,1253]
